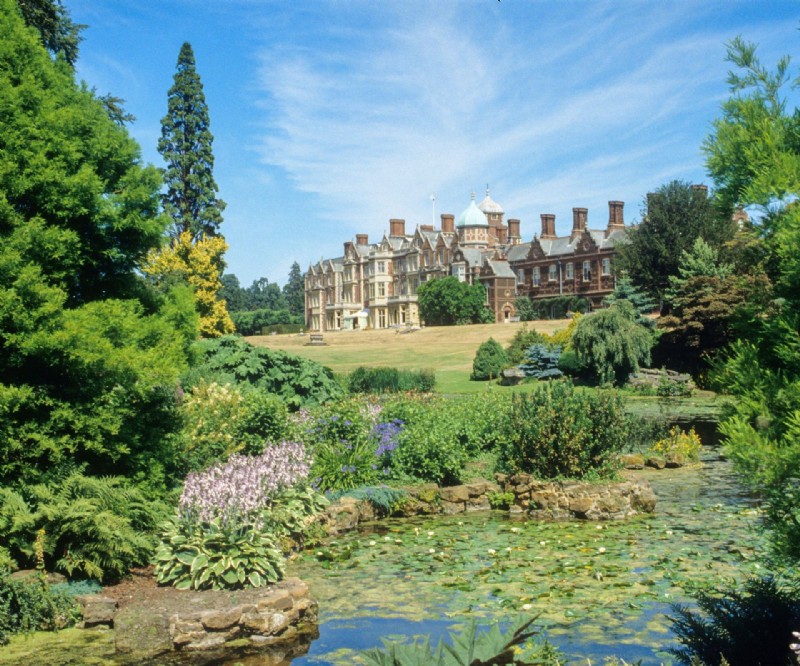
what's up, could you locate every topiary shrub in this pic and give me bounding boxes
[471,338,509,381]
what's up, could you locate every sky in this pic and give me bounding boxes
[69,0,800,287]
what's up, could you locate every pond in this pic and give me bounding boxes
[275,445,763,665]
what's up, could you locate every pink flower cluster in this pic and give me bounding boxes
[179,441,310,528]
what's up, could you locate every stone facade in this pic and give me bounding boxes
[305,189,631,331]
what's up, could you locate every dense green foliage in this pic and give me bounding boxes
[0,474,166,583]
[154,517,286,590]
[471,338,509,381]
[615,180,736,303]
[159,42,225,241]
[571,301,652,386]
[362,616,563,666]
[505,326,547,364]
[703,37,800,564]
[417,277,494,326]
[603,275,657,328]
[669,575,800,666]
[283,261,306,318]
[177,380,289,471]
[349,367,436,394]
[16,0,83,67]
[0,2,196,489]
[230,307,298,336]
[497,381,627,479]
[185,335,343,408]
[0,574,80,645]
[521,295,590,321]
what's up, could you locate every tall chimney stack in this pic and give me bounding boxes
[507,218,521,244]
[540,214,556,239]
[356,233,369,245]
[441,213,455,233]
[691,184,708,198]
[571,208,587,241]
[606,201,624,237]
[389,218,406,237]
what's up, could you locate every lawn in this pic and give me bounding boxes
[247,320,570,394]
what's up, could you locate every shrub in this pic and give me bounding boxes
[0,574,81,646]
[178,380,290,471]
[497,381,628,479]
[571,301,653,386]
[530,295,590,320]
[185,335,343,408]
[326,486,408,516]
[669,575,800,666]
[650,426,702,462]
[545,313,582,349]
[348,367,435,394]
[557,348,585,376]
[519,344,563,379]
[471,338,509,381]
[230,308,299,336]
[505,326,547,364]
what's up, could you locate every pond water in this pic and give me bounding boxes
[278,445,764,665]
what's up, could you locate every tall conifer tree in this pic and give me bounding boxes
[159,42,226,242]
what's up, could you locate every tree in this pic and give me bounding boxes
[220,273,247,312]
[283,262,306,318]
[471,338,508,381]
[603,275,658,328]
[571,301,652,386]
[703,36,800,563]
[615,180,736,305]
[245,277,286,312]
[16,0,84,66]
[158,42,225,242]
[417,277,494,326]
[144,232,234,338]
[0,0,195,488]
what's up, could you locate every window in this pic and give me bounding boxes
[377,282,386,297]
[452,264,466,282]
[424,250,431,266]
[377,261,385,274]
[602,257,611,275]
[437,250,444,264]
[566,262,574,280]
[517,269,525,284]
[548,264,557,282]
[582,261,592,282]
[533,267,541,287]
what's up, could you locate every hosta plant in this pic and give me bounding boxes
[153,518,285,590]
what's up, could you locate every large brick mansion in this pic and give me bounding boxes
[305,190,629,332]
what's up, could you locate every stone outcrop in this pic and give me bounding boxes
[108,577,317,660]
[496,473,657,520]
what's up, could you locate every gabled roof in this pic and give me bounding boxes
[485,260,516,279]
[505,242,530,262]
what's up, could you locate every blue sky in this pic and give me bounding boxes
[70,1,800,287]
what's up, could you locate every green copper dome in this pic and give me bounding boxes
[457,193,489,227]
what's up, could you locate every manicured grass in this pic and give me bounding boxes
[248,320,569,394]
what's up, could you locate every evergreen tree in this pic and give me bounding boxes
[283,262,306,317]
[16,0,84,66]
[158,42,225,242]
[603,275,658,328]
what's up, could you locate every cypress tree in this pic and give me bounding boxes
[159,42,226,242]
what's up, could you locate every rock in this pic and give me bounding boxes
[282,578,309,599]
[440,500,464,514]
[10,570,67,586]
[241,611,270,634]
[568,497,594,516]
[501,367,526,385]
[645,456,666,469]
[76,594,117,628]
[185,635,226,651]
[439,485,470,503]
[257,589,294,611]
[269,612,290,635]
[666,454,686,468]
[619,453,645,469]
[200,606,243,631]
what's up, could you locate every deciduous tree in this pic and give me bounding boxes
[417,277,494,326]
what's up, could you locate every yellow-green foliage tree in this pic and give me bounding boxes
[144,232,234,337]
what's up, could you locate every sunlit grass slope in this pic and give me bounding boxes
[247,320,570,394]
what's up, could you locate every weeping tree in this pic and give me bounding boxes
[571,301,652,386]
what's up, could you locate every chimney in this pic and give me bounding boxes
[356,233,368,245]
[497,226,508,245]
[441,213,455,233]
[606,201,624,237]
[420,224,434,232]
[507,218,521,243]
[571,208,587,240]
[691,184,708,198]
[389,218,405,237]
[540,213,556,239]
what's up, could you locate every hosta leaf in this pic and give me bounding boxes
[222,569,240,585]
[191,553,209,572]
[174,578,193,590]
[248,571,264,588]
[176,551,197,565]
